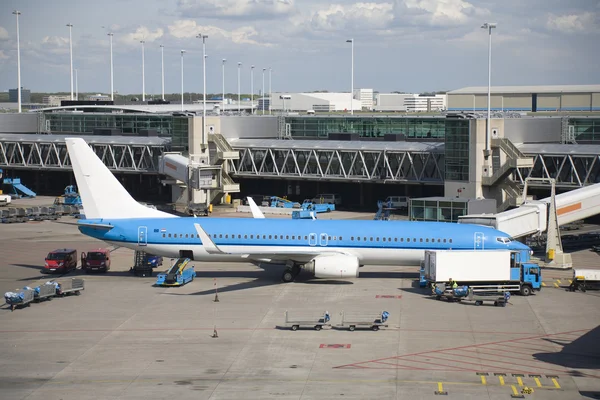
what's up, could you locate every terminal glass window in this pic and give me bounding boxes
[570,118,600,143]
[444,120,470,181]
[43,113,190,151]
[285,116,447,139]
[409,198,468,223]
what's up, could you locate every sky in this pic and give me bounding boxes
[0,0,598,96]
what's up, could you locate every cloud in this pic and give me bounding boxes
[168,20,271,46]
[0,27,9,41]
[546,11,598,33]
[121,26,164,43]
[308,3,394,31]
[42,36,69,47]
[176,0,295,20]
[393,0,489,27]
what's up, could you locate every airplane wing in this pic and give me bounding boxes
[194,223,341,264]
[247,197,265,219]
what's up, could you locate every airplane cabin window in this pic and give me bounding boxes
[168,234,172,238]
[244,235,248,239]
[269,235,272,239]
[443,239,447,243]
[286,235,290,240]
[413,238,416,242]
[425,238,429,242]
[376,237,380,242]
[328,236,332,240]
[437,239,441,243]
[449,239,453,243]
[225,234,228,239]
[383,237,386,242]
[180,234,183,238]
[162,234,166,238]
[394,238,398,242]
[292,236,295,240]
[388,237,391,242]
[339,236,343,240]
[219,234,222,238]
[304,236,308,240]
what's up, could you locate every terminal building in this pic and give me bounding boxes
[374,93,447,112]
[447,85,600,112]
[0,84,599,215]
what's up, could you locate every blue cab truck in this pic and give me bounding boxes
[422,249,542,296]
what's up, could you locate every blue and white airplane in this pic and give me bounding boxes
[66,138,532,282]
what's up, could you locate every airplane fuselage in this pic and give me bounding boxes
[79,217,531,266]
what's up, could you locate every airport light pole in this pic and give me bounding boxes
[481,22,496,159]
[250,65,255,115]
[180,50,186,111]
[196,34,208,148]
[262,68,266,114]
[269,67,272,115]
[160,45,165,101]
[67,23,74,100]
[222,59,226,111]
[108,32,114,101]
[13,10,22,113]
[237,62,241,113]
[346,39,354,115]
[140,40,146,101]
[75,68,78,100]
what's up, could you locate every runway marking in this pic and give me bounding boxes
[320,344,351,349]
[334,328,600,379]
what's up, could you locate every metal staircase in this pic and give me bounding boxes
[482,138,534,211]
[207,133,240,203]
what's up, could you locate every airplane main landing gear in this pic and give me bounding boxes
[282,265,302,283]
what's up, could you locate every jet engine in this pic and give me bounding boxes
[304,254,360,279]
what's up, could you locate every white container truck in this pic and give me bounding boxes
[423,249,542,296]
[569,269,600,292]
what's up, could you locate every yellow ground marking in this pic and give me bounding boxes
[517,377,524,386]
[552,378,561,389]
[534,377,542,387]
[499,376,505,386]
[511,385,520,395]
[481,376,487,385]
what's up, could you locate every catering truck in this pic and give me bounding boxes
[422,250,542,296]
[569,269,600,292]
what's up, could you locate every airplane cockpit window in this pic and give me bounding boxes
[496,237,512,244]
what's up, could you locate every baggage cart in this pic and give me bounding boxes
[284,310,331,331]
[465,288,510,307]
[339,311,389,331]
[4,288,35,311]
[34,283,58,302]
[56,278,84,296]
[432,284,469,302]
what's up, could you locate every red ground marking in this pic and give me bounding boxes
[491,342,562,353]
[333,329,594,376]
[441,349,569,374]
[320,344,351,349]
[375,295,402,299]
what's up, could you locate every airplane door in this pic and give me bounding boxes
[309,233,317,246]
[138,226,148,246]
[474,232,484,250]
[319,233,328,247]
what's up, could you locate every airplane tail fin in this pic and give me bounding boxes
[247,196,265,219]
[65,138,174,220]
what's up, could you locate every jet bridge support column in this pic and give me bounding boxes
[523,178,572,269]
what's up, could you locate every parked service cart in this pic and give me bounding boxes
[55,278,84,296]
[32,283,58,302]
[4,288,35,311]
[284,310,331,331]
[465,288,510,307]
[569,269,600,292]
[339,311,389,331]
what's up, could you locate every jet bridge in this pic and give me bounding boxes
[458,181,600,239]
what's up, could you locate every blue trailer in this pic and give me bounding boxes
[269,196,301,208]
[2,177,36,198]
[301,200,335,213]
[292,210,317,219]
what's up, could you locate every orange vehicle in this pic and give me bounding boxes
[81,248,111,273]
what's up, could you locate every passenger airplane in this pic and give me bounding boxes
[65,138,532,282]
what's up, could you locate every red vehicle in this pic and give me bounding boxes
[43,249,78,274]
[81,248,111,273]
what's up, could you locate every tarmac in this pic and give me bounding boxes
[0,197,599,399]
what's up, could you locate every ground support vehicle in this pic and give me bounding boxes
[155,258,195,286]
[284,310,331,331]
[131,251,163,277]
[4,288,35,311]
[56,278,84,296]
[423,250,541,296]
[339,311,389,331]
[270,196,301,209]
[301,200,335,213]
[292,210,317,220]
[569,269,600,292]
[465,288,511,307]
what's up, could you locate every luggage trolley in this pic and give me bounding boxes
[56,278,85,296]
[339,311,390,331]
[4,288,35,311]
[33,282,59,302]
[284,310,331,331]
[465,287,511,307]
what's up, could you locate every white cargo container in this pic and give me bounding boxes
[424,250,512,282]
[573,269,600,282]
